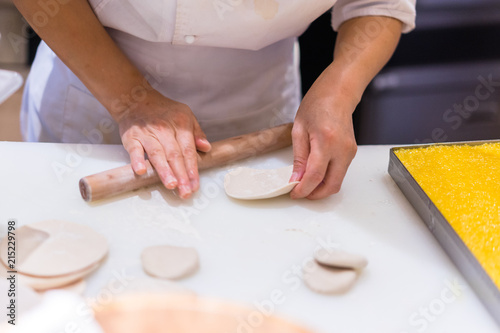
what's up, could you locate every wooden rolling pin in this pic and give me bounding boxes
[79,123,293,202]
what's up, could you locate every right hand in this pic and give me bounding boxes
[116,89,211,199]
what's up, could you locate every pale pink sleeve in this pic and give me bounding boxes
[332,0,416,33]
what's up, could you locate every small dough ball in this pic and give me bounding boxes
[314,248,368,270]
[303,261,358,295]
[141,245,199,280]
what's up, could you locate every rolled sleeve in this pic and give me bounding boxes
[332,0,416,33]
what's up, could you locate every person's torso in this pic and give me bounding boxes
[89,0,336,50]
[23,0,336,143]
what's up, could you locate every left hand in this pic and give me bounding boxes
[289,78,358,200]
[289,15,404,200]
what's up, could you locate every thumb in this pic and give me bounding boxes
[290,124,309,182]
[193,121,211,153]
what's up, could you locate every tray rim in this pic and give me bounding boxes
[388,139,500,326]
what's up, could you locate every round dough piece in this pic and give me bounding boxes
[314,248,368,270]
[224,165,299,200]
[1,260,100,291]
[303,261,358,295]
[141,245,199,280]
[0,220,108,277]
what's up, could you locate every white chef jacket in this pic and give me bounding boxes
[21,0,415,144]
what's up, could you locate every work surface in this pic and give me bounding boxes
[1,141,498,333]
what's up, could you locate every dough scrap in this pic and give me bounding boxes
[224,165,299,200]
[0,220,108,277]
[303,261,358,295]
[141,245,199,280]
[314,248,368,270]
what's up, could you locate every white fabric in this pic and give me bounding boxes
[21,0,415,144]
[332,0,416,33]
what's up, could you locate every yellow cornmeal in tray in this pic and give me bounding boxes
[395,143,500,288]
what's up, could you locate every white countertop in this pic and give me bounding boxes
[1,141,497,332]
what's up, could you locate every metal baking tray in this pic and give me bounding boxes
[388,140,500,325]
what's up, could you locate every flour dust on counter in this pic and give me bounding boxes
[141,245,200,280]
[224,165,299,200]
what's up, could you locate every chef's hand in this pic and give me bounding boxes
[11,0,212,199]
[290,16,404,200]
[117,89,211,199]
[289,75,358,200]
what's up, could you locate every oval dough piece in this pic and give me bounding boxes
[0,220,108,277]
[1,260,100,291]
[314,248,368,270]
[224,165,299,200]
[303,261,358,295]
[141,245,199,280]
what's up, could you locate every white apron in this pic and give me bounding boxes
[21,0,415,144]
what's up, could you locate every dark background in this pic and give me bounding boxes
[298,3,500,144]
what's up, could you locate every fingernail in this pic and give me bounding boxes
[135,162,145,173]
[190,179,199,191]
[166,177,177,189]
[290,172,300,182]
[180,185,191,196]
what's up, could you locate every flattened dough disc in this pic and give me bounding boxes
[303,261,358,295]
[224,165,299,200]
[0,220,108,277]
[141,245,199,280]
[314,248,368,270]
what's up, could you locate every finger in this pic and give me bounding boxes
[290,124,309,183]
[122,137,147,175]
[306,162,343,200]
[290,138,329,199]
[193,122,211,153]
[159,132,192,199]
[176,128,201,192]
[141,138,178,190]
[307,144,355,200]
